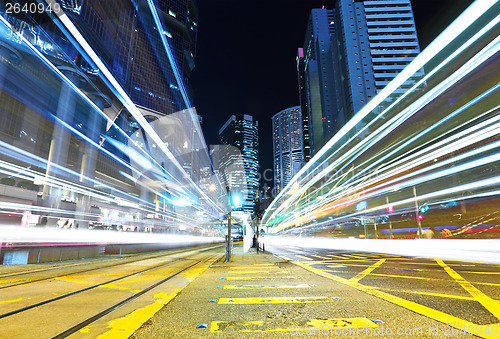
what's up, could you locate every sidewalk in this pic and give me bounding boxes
[131,244,471,338]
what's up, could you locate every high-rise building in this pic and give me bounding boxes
[272,106,304,194]
[301,8,338,155]
[219,115,259,214]
[300,0,422,156]
[0,0,222,233]
[296,48,311,162]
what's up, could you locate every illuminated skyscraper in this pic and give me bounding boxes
[300,0,422,156]
[272,106,303,194]
[296,48,311,162]
[0,0,223,234]
[219,115,259,214]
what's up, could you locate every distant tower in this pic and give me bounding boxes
[272,106,304,194]
[219,115,259,214]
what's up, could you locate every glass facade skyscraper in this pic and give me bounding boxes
[0,0,226,234]
[272,106,303,194]
[300,0,422,157]
[219,115,259,214]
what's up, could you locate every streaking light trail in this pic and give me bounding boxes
[263,1,500,244]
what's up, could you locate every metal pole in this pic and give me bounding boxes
[413,186,422,238]
[226,211,232,262]
[386,196,393,239]
[225,186,232,262]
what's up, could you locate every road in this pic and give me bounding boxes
[269,244,500,338]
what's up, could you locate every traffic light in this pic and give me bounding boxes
[231,195,242,209]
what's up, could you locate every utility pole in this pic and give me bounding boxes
[225,186,232,262]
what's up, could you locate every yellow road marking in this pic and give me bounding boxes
[0,298,22,304]
[96,258,215,338]
[229,266,279,269]
[377,287,476,301]
[476,281,500,287]
[295,255,313,261]
[320,262,379,267]
[55,277,94,285]
[210,318,378,333]
[349,259,386,283]
[94,290,180,338]
[311,255,331,260]
[326,255,349,259]
[218,296,339,304]
[343,254,366,259]
[364,272,436,280]
[278,256,293,261]
[224,276,302,280]
[223,284,312,289]
[0,278,36,284]
[114,276,167,285]
[294,262,496,339]
[461,271,500,275]
[226,271,273,274]
[436,259,500,322]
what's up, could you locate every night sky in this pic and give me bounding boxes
[191,0,475,187]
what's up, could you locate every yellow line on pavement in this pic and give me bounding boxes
[223,284,312,289]
[210,318,378,333]
[229,266,280,269]
[226,271,273,274]
[114,276,167,285]
[349,259,386,283]
[320,262,379,267]
[295,255,313,261]
[224,276,302,280]
[55,277,93,285]
[0,298,22,304]
[293,262,495,339]
[95,257,215,339]
[218,296,339,304]
[311,255,331,260]
[343,254,366,259]
[436,259,500,322]
[377,287,476,301]
[326,255,349,259]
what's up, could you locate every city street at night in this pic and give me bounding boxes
[1,0,500,338]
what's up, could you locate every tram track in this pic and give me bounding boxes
[52,254,219,338]
[0,244,222,289]
[0,245,223,338]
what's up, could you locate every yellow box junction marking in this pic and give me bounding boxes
[349,259,386,283]
[218,296,339,304]
[210,317,378,333]
[311,255,331,260]
[223,284,312,289]
[436,259,500,322]
[293,261,498,339]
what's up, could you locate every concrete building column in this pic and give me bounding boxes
[41,67,85,226]
[75,93,110,228]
